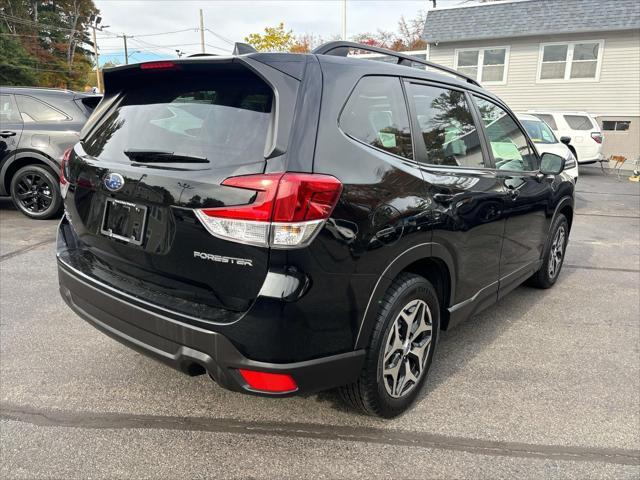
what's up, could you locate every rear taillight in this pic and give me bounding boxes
[591,132,603,144]
[195,173,343,249]
[238,369,297,393]
[60,148,72,198]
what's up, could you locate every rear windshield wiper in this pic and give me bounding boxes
[124,149,209,163]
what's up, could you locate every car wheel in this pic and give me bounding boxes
[528,213,569,289]
[339,273,439,418]
[10,165,62,220]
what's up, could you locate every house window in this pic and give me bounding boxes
[455,47,509,84]
[538,41,603,82]
[602,121,631,131]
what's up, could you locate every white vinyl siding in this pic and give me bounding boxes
[427,30,640,117]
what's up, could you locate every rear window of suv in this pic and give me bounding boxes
[564,115,593,130]
[83,70,273,167]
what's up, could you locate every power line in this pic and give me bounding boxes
[205,28,234,45]
[131,28,197,38]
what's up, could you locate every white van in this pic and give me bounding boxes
[517,113,579,182]
[527,111,603,164]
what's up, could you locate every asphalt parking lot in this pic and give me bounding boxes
[1,167,639,479]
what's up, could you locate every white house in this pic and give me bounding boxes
[423,0,640,161]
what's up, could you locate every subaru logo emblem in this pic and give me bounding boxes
[104,172,125,192]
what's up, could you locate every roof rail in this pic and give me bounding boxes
[311,41,481,87]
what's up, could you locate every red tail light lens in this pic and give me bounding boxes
[140,61,178,70]
[60,148,72,199]
[591,132,603,144]
[238,369,297,393]
[195,173,342,248]
[60,147,72,185]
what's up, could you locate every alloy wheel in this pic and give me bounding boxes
[382,299,433,398]
[14,172,54,214]
[548,225,566,279]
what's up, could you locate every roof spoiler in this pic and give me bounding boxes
[312,40,481,87]
[233,42,257,55]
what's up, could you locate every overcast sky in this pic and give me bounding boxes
[94,0,467,65]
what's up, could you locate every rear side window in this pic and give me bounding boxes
[564,115,593,130]
[340,76,413,160]
[83,70,273,167]
[532,113,557,130]
[0,95,21,123]
[407,83,485,168]
[16,95,69,122]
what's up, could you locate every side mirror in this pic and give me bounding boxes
[540,152,565,175]
[560,136,571,145]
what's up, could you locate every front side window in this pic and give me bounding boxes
[538,41,602,81]
[564,115,594,130]
[531,113,557,130]
[474,97,537,172]
[521,119,558,144]
[408,83,484,168]
[340,76,413,160]
[15,95,69,122]
[455,47,508,84]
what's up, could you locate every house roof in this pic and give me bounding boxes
[423,0,640,44]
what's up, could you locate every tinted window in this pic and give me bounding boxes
[83,71,273,167]
[564,115,593,130]
[474,97,537,172]
[340,76,413,160]
[521,119,557,144]
[407,83,484,168]
[0,95,21,123]
[532,113,557,130]
[602,120,631,131]
[15,95,68,122]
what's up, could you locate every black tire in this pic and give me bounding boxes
[9,165,62,220]
[339,273,439,418]
[528,213,569,289]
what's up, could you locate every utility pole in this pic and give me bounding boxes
[199,9,205,54]
[89,15,109,92]
[341,0,347,40]
[122,34,129,65]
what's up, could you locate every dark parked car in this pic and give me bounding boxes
[57,42,574,417]
[0,87,100,219]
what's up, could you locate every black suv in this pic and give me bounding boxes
[0,87,100,219]
[57,42,574,417]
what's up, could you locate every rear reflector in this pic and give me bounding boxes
[140,61,178,70]
[195,173,342,249]
[238,369,297,393]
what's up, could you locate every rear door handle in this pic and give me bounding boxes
[0,131,17,138]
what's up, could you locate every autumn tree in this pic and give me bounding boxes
[0,0,98,88]
[244,22,294,52]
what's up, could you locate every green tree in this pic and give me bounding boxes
[0,24,38,85]
[245,22,294,52]
[0,0,98,89]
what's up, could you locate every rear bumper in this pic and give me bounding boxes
[58,262,365,396]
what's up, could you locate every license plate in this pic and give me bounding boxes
[100,198,147,245]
